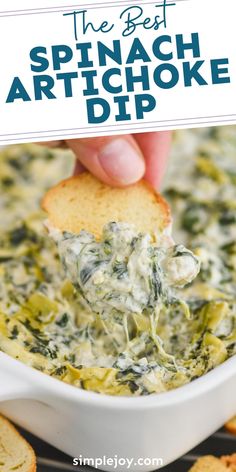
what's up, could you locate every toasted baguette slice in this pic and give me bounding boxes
[221,454,236,471]
[0,415,36,471]
[188,455,229,472]
[42,173,171,239]
[225,416,236,435]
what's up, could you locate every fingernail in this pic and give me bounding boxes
[98,139,145,184]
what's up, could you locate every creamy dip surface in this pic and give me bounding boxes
[0,128,236,396]
[48,222,200,318]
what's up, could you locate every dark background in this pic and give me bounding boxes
[17,425,236,472]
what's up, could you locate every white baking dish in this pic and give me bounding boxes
[0,351,235,471]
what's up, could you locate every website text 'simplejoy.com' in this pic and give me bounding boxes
[73,455,163,469]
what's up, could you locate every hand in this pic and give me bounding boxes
[44,131,171,189]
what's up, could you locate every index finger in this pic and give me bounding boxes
[134,131,172,189]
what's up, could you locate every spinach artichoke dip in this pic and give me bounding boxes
[0,127,236,396]
[48,222,199,320]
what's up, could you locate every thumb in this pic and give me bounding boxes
[66,135,145,187]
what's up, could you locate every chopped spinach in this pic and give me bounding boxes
[56,313,69,328]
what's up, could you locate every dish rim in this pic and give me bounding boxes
[0,351,235,411]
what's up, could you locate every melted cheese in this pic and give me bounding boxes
[48,222,200,318]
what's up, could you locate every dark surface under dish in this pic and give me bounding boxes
[15,424,236,472]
